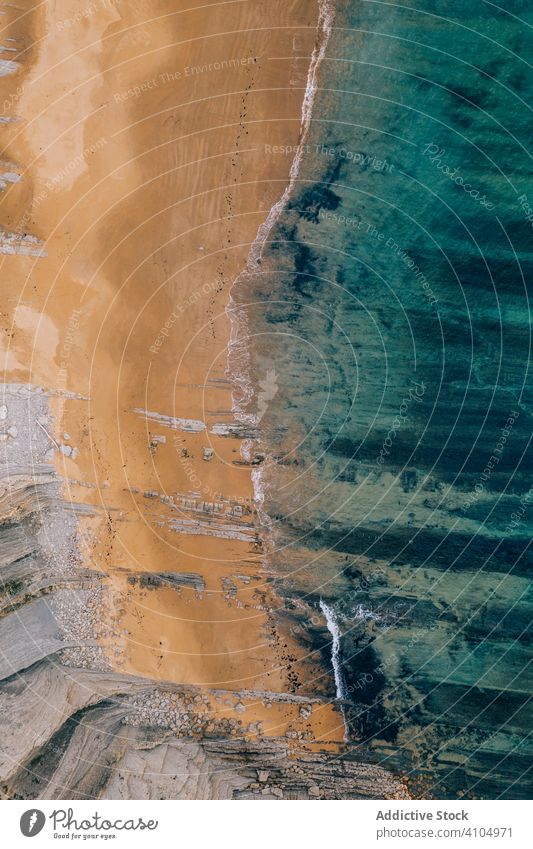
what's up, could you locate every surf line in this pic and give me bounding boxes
[226,0,336,473]
[223,0,337,703]
[319,598,350,741]
[247,0,335,267]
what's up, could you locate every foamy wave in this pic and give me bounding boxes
[225,0,335,517]
[320,597,349,740]
[351,604,382,623]
[248,0,335,269]
[251,466,270,528]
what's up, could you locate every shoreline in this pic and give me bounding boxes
[227,0,335,554]
[227,0,335,428]
[0,0,347,747]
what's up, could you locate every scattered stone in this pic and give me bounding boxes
[308,785,320,797]
[203,447,214,461]
[0,404,7,420]
[257,770,269,783]
[63,432,71,440]
[7,425,17,438]
[59,444,72,457]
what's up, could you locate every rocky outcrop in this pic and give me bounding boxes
[0,379,406,798]
[1,660,407,800]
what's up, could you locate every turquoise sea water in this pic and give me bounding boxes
[238,1,533,798]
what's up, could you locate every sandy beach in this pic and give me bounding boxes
[1,0,345,749]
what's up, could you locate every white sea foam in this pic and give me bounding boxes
[247,0,335,269]
[319,598,348,701]
[351,603,382,623]
[251,457,276,532]
[225,0,335,516]
[320,598,349,741]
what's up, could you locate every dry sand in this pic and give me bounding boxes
[0,0,344,747]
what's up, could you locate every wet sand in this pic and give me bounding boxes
[0,1,344,747]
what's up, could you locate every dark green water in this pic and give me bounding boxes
[237,1,532,798]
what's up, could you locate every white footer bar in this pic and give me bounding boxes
[3,799,530,848]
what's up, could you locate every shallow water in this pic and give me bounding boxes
[237,0,533,799]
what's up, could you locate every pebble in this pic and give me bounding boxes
[0,404,7,420]
[7,425,18,438]
[60,444,72,457]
